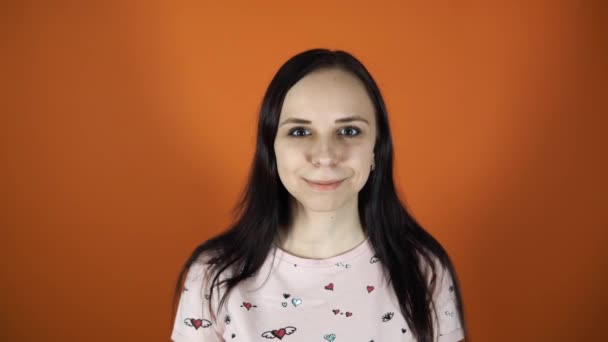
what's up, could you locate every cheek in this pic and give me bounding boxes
[275,145,295,165]
[347,154,373,187]
[274,144,303,181]
[352,161,371,182]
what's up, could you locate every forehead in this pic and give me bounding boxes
[280,68,375,121]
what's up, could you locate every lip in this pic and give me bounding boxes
[304,178,345,191]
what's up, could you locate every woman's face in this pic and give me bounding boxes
[274,67,377,212]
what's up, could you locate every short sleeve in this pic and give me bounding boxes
[171,261,225,342]
[432,263,465,342]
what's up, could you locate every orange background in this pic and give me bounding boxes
[1,1,606,341]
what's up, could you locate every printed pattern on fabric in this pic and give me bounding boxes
[171,259,226,342]
[171,238,464,341]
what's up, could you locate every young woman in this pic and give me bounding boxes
[170,49,468,342]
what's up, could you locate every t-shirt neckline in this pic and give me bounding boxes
[273,236,373,268]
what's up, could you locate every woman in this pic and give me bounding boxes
[170,49,468,342]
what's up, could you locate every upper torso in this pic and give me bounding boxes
[171,237,464,342]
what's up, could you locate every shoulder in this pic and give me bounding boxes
[183,250,231,293]
[421,253,465,340]
[418,252,457,306]
[171,252,228,341]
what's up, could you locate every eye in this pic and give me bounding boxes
[287,127,310,137]
[287,126,361,138]
[381,312,394,322]
[338,126,361,137]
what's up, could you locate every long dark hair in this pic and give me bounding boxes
[171,48,468,341]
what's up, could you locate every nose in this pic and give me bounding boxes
[310,136,338,168]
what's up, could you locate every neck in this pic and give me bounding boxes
[277,196,367,259]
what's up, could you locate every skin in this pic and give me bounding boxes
[273,68,465,342]
[273,67,378,259]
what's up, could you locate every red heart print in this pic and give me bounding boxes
[346,312,352,317]
[324,283,334,291]
[243,302,252,310]
[332,309,340,315]
[367,285,375,293]
[190,319,203,329]
[272,328,286,339]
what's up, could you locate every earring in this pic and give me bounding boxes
[371,153,375,171]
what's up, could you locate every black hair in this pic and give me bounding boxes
[171,48,468,341]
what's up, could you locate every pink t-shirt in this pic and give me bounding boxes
[171,237,464,341]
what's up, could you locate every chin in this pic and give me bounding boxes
[302,202,344,212]
[295,194,354,212]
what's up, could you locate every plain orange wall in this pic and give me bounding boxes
[1,1,606,341]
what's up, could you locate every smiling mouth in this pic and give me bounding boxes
[304,178,345,191]
[307,179,343,185]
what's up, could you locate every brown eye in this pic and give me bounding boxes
[339,126,361,137]
[287,126,361,138]
[287,127,310,137]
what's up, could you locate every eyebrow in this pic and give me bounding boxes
[279,115,370,127]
